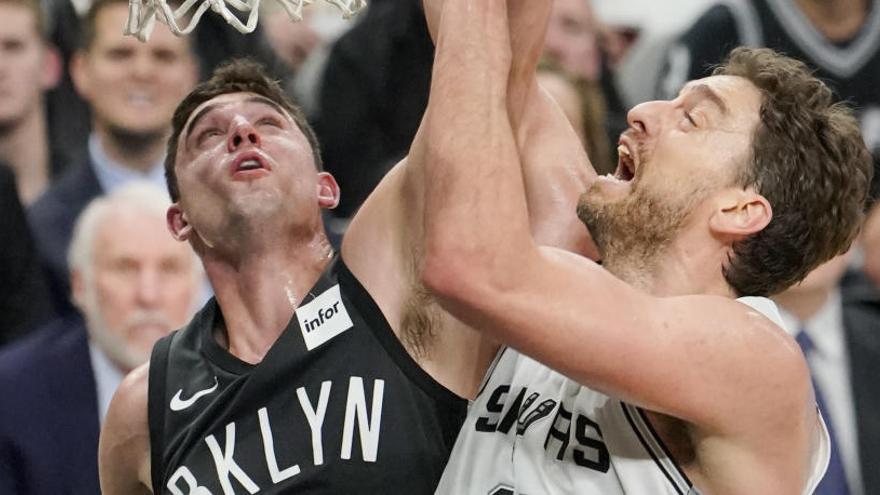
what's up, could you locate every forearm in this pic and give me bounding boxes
[421,0,533,290]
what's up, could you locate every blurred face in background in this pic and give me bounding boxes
[543,0,602,82]
[71,2,198,139]
[0,2,57,131]
[73,206,199,371]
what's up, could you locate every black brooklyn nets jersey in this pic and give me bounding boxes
[657,0,880,195]
[148,257,467,494]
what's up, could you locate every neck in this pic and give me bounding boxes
[0,107,50,204]
[201,230,335,364]
[773,286,832,322]
[796,0,870,42]
[95,124,167,173]
[604,233,736,298]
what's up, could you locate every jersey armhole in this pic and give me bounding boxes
[148,334,173,493]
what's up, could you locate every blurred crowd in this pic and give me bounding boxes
[0,0,878,493]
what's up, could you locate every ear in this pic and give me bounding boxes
[709,187,772,239]
[316,172,340,209]
[69,51,90,100]
[41,44,62,91]
[167,203,193,241]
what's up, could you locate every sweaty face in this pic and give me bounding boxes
[0,4,49,129]
[173,92,323,247]
[81,208,197,371]
[543,0,601,81]
[72,3,197,137]
[578,75,762,268]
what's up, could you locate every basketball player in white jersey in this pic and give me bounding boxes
[418,0,873,493]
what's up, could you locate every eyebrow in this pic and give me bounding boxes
[183,95,290,143]
[682,83,729,117]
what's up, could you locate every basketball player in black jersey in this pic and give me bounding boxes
[416,0,872,493]
[96,0,596,492]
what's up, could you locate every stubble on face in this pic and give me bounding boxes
[576,172,711,281]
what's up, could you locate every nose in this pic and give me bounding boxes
[227,118,261,151]
[134,268,160,308]
[625,99,667,136]
[132,52,153,80]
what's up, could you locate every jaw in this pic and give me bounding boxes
[584,175,635,205]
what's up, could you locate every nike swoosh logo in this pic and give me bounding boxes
[170,376,219,412]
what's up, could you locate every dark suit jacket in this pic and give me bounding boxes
[314,0,434,218]
[0,164,53,345]
[0,315,101,494]
[27,155,103,317]
[841,271,880,493]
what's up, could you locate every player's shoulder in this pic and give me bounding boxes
[109,363,150,427]
[681,293,797,348]
[100,363,152,494]
[680,293,810,394]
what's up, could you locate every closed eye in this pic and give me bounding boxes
[684,111,697,127]
[196,128,223,145]
[256,116,283,128]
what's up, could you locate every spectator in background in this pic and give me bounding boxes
[0,164,53,346]
[28,0,198,316]
[41,0,289,164]
[655,0,880,198]
[314,0,433,220]
[774,252,880,495]
[261,1,352,116]
[315,0,622,223]
[541,0,627,163]
[0,0,61,204]
[543,0,603,82]
[0,183,201,495]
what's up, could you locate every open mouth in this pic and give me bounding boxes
[601,141,637,184]
[230,152,271,176]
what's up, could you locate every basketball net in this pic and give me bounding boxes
[124,0,367,41]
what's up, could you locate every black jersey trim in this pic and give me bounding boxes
[620,403,692,495]
[337,256,466,408]
[477,347,510,399]
[635,406,696,489]
[148,333,173,493]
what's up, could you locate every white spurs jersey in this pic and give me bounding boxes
[436,297,830,495]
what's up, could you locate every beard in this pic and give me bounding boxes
[576,178,708,279]
[81,286,174,372]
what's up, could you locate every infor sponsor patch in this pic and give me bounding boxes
[296,284,354,350]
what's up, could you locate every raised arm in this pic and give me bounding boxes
[341,0,595,397]
[419,1,814,490]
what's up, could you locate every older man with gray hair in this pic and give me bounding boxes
[0,182,201,495]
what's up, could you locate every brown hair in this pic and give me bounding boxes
[1,0,46,39]
[716,47,872,296]
[165,58,322,201]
